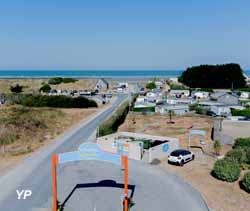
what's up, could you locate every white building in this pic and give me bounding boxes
[193,91,209,99]
[169,90,190,98]
[240,92,250,99]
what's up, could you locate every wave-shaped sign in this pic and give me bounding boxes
[58,143,121,166]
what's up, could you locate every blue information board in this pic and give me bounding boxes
[58,143,121,166]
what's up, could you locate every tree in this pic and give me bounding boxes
[179,63,246,88]
[10,84,23,93]
[146,82,156,89]
[39,84,51,93]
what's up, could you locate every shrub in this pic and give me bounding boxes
[48,77,63,85]
[195,107,209,115]
[62,78,78,83]
[231,109,250,117]
[241,172,250,193]
[39,84,51,93]
[225,149,247,164]
[10,84,23,93]
[99,101,129,136]
[19,95,97,108]
[71,97,97,108]
[245,148,250,164]
[146,82,156,90]
[189,103,198,111]
[233,137,250,149]
[213,159,240,182]
[214,140,223,155]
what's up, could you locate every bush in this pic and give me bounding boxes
[213,159,240,182]
[233,138,250,149]
[189,103,198,111]
[146,82,156,90]
[241,172,250,193]
[214,140,223,155]
[231,109,250,117]
[245,148,250,164]
[39,84,51,93]
[195,107,209,115]
[99,101,129,136]
[225,149,247,164]
[10,84,23,93]
[62,78,78,83]
[48,77,63,85]
[19,95,97,108]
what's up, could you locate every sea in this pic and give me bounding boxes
[0,70,249,79]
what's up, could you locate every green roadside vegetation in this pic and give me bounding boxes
[99,101,129,136]
[231,109,250,117]
[18,95,97,108]
[212,137,250,193]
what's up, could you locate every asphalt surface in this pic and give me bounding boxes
[0,94,208,211]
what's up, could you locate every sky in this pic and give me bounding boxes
[0,0,249,70]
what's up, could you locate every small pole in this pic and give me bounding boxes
[52,154,58,211]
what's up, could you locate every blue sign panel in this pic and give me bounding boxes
[162,144,169,152]
[58,143,121,166]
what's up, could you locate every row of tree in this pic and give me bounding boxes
[178,63,246,88]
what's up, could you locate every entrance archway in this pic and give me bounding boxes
[52,143,129,211]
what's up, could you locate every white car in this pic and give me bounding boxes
[168,149,195,166]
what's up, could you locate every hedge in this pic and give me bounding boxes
[231,109,250,117]
[19,95,97,108]
[99,101,129,136]
[241,172,250,193]
[213,159,240,182]
[225,149,247,165]
[233,138,250,149]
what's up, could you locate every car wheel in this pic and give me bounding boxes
[192,155,195,160]
[180,160,184,167]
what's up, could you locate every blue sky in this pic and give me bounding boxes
[0,0,249,70]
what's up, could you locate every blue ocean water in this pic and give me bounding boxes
[0,70,249,78]
[0,70,183,78]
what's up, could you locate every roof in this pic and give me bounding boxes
[210,92,238,99]
[97,78,109,85]
[170,89,190,94]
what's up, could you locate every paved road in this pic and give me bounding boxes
[0,94,127,211]
[0,94,208,211]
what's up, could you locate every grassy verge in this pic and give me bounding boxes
[0,105,95,156]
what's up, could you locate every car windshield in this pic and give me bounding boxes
[170,150,184,156]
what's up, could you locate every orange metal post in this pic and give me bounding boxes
[122,156,128,211]
[52,154,58,211]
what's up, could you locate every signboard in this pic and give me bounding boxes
[117,142,129,156]
[58,143,121,166]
